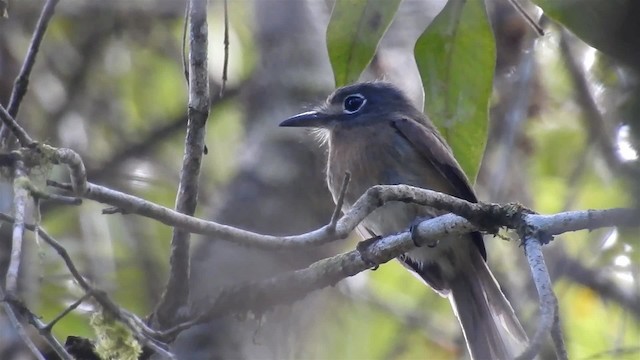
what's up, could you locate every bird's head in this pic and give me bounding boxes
[279,82,419,130]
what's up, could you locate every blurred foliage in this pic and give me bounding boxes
[0,0,638,359]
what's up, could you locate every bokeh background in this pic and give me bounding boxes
[0,0,638,359]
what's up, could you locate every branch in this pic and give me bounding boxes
[157,203,637,341]
[5,158,28,293]
[0,290,48,360]
[1,289,73,359]
[0,0,59,147]
[0,103,34,147]
[61,181,638,250]
[154,0,210,328]
[515,235,566,360]
[0,213,176,359]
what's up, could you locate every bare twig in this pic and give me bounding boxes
[43,293,92,331]
[515,235,566,360]
[6,159,29,293]
[0,213,175,359]
[62,181,638,250]
[507,0,544,36]
[51,147,87,195]
[1,290,73,359]
[154,0,210,328]
[0,291,49,360]
[329,172,350,228]
[0,0,60,147]
[0,104,34,147]
[221,0,230,96]
[181,1,189,83]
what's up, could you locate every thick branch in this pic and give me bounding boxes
[154,0,210,328]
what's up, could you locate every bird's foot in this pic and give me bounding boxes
[356,236,381,270]
[409,220,438,248]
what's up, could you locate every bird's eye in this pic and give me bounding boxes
[343,94,366,114]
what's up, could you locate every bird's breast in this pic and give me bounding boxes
[327,125,437,233]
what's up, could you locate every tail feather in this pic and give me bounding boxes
[448,252,529,360]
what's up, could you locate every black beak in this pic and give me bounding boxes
[279,111,329,128]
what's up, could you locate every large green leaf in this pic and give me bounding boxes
[326,0,402,87]
[414,0,495,183]
[533,0,640,67]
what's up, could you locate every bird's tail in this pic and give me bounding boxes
[448,251,529,360]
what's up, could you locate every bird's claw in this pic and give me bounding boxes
[356,236,381,270]
[410,222,438,248]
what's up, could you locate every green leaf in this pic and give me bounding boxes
[533,0,640,67]
[414,0,495,183]
[326,0,402,87]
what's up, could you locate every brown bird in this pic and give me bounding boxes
[280,81,529,360]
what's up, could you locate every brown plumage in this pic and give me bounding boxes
[281,81,528,360]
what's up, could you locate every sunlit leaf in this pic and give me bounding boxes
[414,0,495,182]
[326,0,402,87]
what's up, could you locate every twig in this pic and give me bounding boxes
[507,0,544,36]
[43,293,92,331]
[220,0,230,96]
[329,172,350,228]
[66,181,638,249]
[6,159,29,293]
[0,213,175,359]
[0,291,48,360]
[0,0,60,146]
[154,0,210,328]
[2,290,73,359]
[0,103,34,147]
[181,1,189,83]
[51,147,88,195]
[24,181,81,205]
[515,235,565,360]
[551,305,568,360]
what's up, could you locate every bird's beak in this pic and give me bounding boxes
[279,111,329,128]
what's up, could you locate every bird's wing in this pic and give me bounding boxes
[390,117,486,259]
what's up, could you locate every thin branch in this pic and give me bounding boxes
[43,293,92,331]
[0,103,34,147]
[515,235,565,360]
[0,213,175,359]
[1,290,73,360]
[181,1,189,83]
[0,0,60,146]
[329,172,350,228]
[507,0,544,36]
[61,181,638,251]
[51,147,88,195]
[6,159,29,293]
[0,291,48,360]
[154,0,210,328]
[220,0,230,96]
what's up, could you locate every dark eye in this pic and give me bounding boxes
[343,94,366,114]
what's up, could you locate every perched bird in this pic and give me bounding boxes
[280,82,528,360]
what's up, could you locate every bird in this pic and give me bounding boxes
[280,81,529,360]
